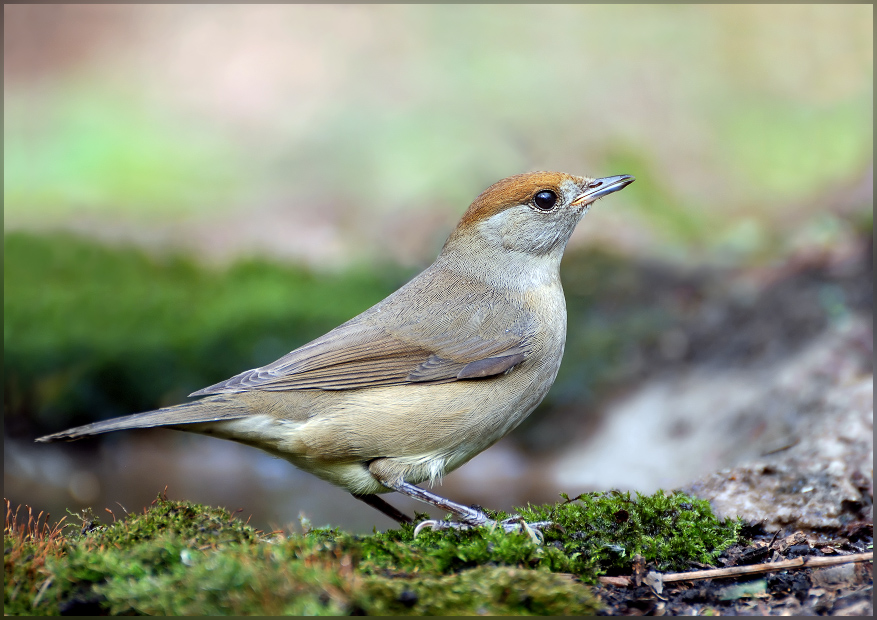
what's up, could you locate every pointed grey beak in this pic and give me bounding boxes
[571,174,635,207]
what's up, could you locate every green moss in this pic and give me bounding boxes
[518,490,742,573]
[357,566,597,616]
[6,490,739,615]
[88,541,355,615]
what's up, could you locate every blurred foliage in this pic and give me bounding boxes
[553,248,672,404]
[3,5,872,266]
[4,232,407,434]
[716,98,872,200]
[5,491,738,614]
[3,88,251,219]
[603,147,715,246]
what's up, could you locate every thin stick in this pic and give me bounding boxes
[598,551,873,587]
[662,551,873,583]
[31,577,54,609]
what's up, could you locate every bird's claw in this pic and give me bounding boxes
[413,516,554,544]
[413,519,467,537]
[499,516,552,543]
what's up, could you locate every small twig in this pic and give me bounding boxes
[663,551,873,583]
[31,577,53,609]
[599,575,633,587]
[598,551,873,587]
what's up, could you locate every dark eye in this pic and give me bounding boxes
[533,190,557,211]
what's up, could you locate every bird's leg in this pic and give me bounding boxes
[380,479,551,540]
[385,479,490,525]
[351,493,413,524]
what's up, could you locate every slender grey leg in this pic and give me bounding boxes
[382,479,491,525]
[352,493,413,524]
[377,478,552,539]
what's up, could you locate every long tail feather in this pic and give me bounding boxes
[35,395,250,442]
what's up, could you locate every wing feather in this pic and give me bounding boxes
[190,266,536,395]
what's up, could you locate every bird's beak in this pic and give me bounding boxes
[571,174,635,207]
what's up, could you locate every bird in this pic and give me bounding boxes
[37,171,635,532]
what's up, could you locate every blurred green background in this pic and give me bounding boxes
[4,5,872,531]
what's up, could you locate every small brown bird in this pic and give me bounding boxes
[37,171,634,531]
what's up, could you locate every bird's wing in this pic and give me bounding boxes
[190,270,534,395]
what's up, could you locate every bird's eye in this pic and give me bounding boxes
[533,190,557,211]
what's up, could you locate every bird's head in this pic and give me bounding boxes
[440,171,634,283]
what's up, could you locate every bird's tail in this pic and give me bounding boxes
[35,395,251,442]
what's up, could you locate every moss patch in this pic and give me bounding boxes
[5,490,740,615]
[518,490,743,574]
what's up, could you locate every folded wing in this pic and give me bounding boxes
[190,269,534,395]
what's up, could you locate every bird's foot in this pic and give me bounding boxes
[413,516,553,543]
[413,519,470,536]
[498,516,554,543]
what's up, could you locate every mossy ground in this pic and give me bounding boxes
[5,490,741,615]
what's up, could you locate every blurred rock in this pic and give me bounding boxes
[683,347,872,531]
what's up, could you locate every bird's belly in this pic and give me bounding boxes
[193,333,564,494]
